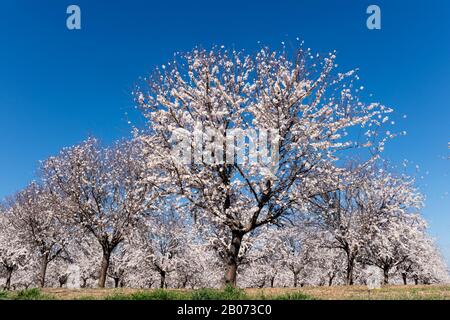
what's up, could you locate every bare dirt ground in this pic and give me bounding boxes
[41,285,450,300]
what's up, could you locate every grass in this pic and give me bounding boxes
[190,286,247,300]
[3,285,450,300]
[105,289,189,300]
[269,292,316,300]
[50,286,314,300]
[1,288,55,300]
[105,286,250,300]
[0,290,8,300]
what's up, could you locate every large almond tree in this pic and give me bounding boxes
[136,45,393,285]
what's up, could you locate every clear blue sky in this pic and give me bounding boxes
[1,0,449,260]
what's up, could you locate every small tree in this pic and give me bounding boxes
[138,208,187,288]
[8,182,69,287]
[0,209,29,290]
[361,214,426,285]
[43,138,159,287]
[307,164,423,285]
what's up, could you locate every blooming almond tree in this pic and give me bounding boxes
[0,208,29,290]
[360,213,427,284]
[239,228,285,288]
[306,163,424,285]
[278,226,322,288]
[42,138,160,287]
[8,182,69,288]
[137,207,189,288]
[395,224,449,285]
[106,240,138,288]
[174,240,223,289]
[136,45,392,285]
[69,235,103,288]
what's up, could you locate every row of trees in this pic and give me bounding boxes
[1,45,448,289]
[0,163,447,289]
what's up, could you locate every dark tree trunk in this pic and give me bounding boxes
[402,272,407,285]
[414,276,419,285]
[270,276,275,288]
[59,275,68,288]
[293,272,299,287]
[5,267,13,291]
[383,267,389,285]
[114,277,120,288]
[98,250,111,288]
[39,252,49,288]
[224,230,244,287]
[258,281,265,289]
[160,271,166,289]
[328,274,335,286]
[345,254,355,285]
[182,277,189,288]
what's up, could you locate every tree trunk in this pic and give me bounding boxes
[59,275,68,288]
[39,252,49,288]
[293,272,299,287]
[402,272,407,285]
[346,257,354,285]
[5,267,13,291]
[270,276,275,288]
[328,274,335,286]
[114,277,120,288]
[414,276,419,285]
[383,267,389,285]
[182,277,188,288]
[258,280,265,289]
[98,250,111,288]
[160,271,166,289]
[224,230,244,287]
